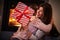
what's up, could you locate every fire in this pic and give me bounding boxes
[9,9,21,27]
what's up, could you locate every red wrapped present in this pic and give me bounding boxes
[11,2,34,26]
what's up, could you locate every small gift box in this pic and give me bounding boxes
[11,2,34,26]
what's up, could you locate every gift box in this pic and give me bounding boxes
[11,2,34,26]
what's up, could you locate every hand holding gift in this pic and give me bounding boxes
[11,2,35,27]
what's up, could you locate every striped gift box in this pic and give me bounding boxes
[11,2,34,26]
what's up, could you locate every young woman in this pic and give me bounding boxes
[11,3,52,40]
[27,3,52,40]
[11,3,59,40]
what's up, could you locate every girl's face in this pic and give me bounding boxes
[36,7,44,18]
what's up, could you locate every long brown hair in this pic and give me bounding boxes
[28,3,52,25]
[38,3,52,25]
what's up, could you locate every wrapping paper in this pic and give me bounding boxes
[11,2,34,26]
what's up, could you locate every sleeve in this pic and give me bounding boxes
[28,22,37,35]
[29,34,38,40]
[29,29,45,40]
[35,29,45,39]
[28,19,45,40]
[33,18,52,32]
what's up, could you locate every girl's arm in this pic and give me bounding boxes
[34,18,52,33]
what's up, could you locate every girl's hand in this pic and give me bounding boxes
[19,30,32,39]
[30,16,36,21]
[32,18,41,27]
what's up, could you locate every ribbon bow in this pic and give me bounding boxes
[11,2,34,26]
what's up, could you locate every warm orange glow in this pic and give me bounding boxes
[9,9,21,27]
[9,18,15,22]
[14,24,21,27]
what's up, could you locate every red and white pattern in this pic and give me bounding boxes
[11,2,34,26]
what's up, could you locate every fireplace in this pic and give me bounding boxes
[1,0,47,32]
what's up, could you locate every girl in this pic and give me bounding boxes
[11,3,52,40]
[28,3,52,40]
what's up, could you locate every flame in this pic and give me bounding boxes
[9,9,21,27]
